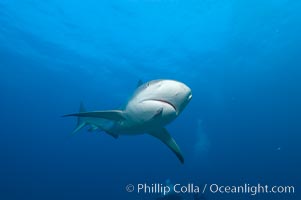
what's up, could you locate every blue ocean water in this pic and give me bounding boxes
[0,0,300,199]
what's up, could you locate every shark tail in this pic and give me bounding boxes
[71,101,87,134]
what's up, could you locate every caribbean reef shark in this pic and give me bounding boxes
[63,79,192,163]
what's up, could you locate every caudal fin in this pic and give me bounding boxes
[71,102,87,134]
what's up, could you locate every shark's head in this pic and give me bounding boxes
[133,79,192,116]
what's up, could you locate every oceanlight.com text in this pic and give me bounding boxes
[209,183,295,196]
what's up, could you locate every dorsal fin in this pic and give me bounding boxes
[71,101,87,135]
[136,80,143,88]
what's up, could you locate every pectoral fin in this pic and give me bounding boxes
[63,110,125,121]
[148,128,184,164]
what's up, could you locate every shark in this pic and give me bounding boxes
[63,79,192,163]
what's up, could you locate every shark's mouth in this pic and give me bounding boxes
[151,99,177,112]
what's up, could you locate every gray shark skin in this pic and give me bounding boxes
[63,79,192,163]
